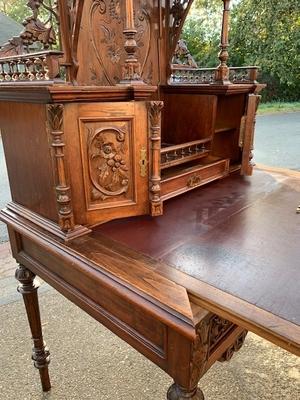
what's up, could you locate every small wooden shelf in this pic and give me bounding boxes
[161,138,211,170]
[214,126,236,134]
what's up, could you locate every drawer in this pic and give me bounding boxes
[161,158,230,200]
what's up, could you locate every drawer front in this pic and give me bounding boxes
[161,159,230,200]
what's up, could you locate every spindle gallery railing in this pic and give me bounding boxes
[0,51,64,83]
[170,66,259,85]
[161,139,211,169]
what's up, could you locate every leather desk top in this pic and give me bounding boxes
[69,167,300,355]
[68,170,300,355]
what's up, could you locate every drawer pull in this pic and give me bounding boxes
[187,174,202,188]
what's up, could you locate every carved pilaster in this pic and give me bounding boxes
[148,101,164,216]
[189,317,211,389]
[47,104,75,232]
[15,265,51,392]
[215,0,231,84]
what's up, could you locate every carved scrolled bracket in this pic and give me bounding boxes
[148,101,164,216]
[219,330,248,362]
[47,104,75,232]
[190,315,237,389]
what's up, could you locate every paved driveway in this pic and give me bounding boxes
[255,112,300,171]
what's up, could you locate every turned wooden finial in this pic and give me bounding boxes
[120,0,145,85]
[215,0,231,84]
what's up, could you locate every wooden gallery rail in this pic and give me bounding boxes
[0,1,299,400]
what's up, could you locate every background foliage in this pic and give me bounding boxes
[183,0,300,101]
[1,0,299,101]
[0,0,28,23]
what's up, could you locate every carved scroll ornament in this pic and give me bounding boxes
[88,127,130,201]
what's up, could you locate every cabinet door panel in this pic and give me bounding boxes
[65,102,149,226]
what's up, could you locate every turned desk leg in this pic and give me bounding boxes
[15,265,51,392]
[166,317,248,400]
[167,384,204,400]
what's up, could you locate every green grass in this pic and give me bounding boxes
[258,102,300,115]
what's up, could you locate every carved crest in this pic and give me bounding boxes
[88,127,130,200]
[89,0,151,84]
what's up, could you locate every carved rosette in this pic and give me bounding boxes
[88,126,130,201]
[47,104,75,232]
[149,101,164,216]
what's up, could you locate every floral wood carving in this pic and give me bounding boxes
[88,127,130,201]
[0,0,58,57]
[47,104,75,232]
[89,0,151,85]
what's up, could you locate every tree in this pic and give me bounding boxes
[230,0,300,100]
[182,0,223,67]
[0,1,29,23]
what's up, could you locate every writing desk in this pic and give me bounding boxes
[2,167,299,399]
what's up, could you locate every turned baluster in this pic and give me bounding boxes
[120,0,145,85]
[215,0,231,84]
[15,265,51,392]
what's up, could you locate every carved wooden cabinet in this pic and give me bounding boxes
[0,2,273,400]
[0,0,264,241]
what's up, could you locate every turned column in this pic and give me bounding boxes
[120,0,145,84]
[215,0,231,84]
[15,265,51,392]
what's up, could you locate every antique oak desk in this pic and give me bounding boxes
[0,1,299,399]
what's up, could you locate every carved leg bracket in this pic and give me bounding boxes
[15,265,51,392]
[167,383,204,400]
